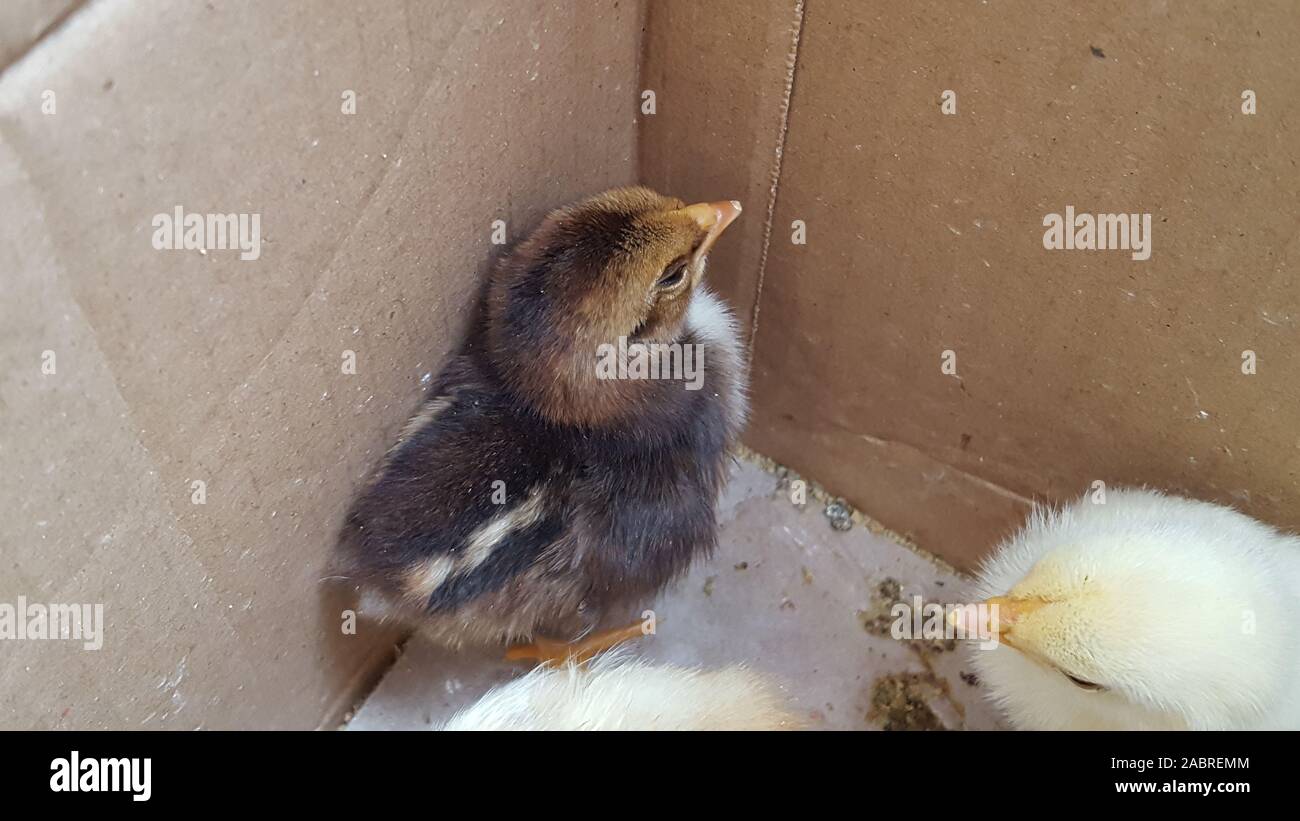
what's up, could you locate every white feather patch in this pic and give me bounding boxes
[442,653,797,731]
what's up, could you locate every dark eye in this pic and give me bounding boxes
[657,259,688,290]
[1064,673,1105,691]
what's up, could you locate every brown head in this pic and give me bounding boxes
[486,186,741,427]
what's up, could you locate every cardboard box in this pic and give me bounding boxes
[3,0,1296,728]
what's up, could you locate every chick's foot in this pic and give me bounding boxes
[504,621,648,666]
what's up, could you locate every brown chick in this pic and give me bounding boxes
[336,187,746,658]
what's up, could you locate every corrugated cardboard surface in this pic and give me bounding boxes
[1,0,638,728]
[737,0,1300,568]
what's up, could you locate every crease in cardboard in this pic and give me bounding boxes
[746,0,805,356]
[106,7,480,481]
[0,0,86,79]
[809,407,1037,508]
[224,13,473,398]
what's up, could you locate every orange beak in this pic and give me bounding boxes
[681,200,743,267]
[947,595,1049,644]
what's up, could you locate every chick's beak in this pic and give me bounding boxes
[947,595,1048,643]
[682,200,742,266]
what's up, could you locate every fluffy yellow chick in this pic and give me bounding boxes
[961,488,1300,730]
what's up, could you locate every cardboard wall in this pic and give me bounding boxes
[1,0,639,729]
[648,0,1300,569]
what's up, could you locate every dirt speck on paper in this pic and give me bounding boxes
[875,578,902,602]
[924,635,958,654]
[824,499,853,531]
[856,577,903,638]
[856,577,957,653]
[868,672,947,731]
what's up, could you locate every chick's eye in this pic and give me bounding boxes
[656,259,688,290]
[1064,672,1105,692]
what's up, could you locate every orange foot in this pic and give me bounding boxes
[504,621,647,665]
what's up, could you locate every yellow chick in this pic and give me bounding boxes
[960,488,1300,730]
